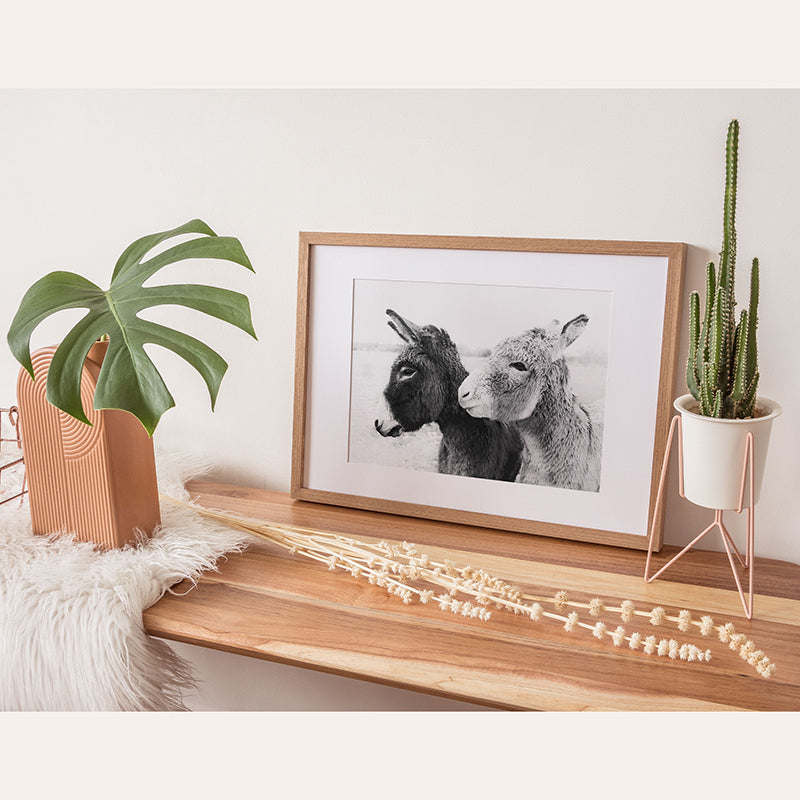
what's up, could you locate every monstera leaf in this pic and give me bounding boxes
[7,219,256,436]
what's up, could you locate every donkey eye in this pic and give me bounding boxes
[509,362,528,371]
[398,366,417,380]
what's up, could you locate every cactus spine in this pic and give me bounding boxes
[686,119,760,419]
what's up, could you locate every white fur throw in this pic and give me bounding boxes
[0,448,251,711]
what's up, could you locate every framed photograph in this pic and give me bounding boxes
[292,232,686,550]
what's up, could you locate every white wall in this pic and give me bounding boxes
[2,90,798,710]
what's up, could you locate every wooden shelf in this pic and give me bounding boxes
[143,481,800,711]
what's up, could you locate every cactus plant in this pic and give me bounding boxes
[686,119,760,419]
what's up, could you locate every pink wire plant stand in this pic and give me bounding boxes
[644,414,757,620]
[0,406,27,507]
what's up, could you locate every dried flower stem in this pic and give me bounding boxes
[166,497,775,678]
[519,592,775,677]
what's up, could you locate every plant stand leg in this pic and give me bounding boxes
[644,418,756,620]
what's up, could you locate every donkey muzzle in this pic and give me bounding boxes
[374,396,404,437]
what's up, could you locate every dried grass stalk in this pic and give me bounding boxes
[165,496,775,679]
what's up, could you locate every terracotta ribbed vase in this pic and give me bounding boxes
[16,341,161,549]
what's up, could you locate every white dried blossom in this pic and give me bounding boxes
[699,615,715,636]
[657,639,669,657]
[419,590,433,604]
[620,600,635,623]
[644,635,657,655]
[529,603,543,622]
[555,591,569,612]
[678,610,692,632]
[611,626,626,646]
[629,632,643,650]
[564,612,580,632]
[718,622,735,643]
[650,607,666,626]
[667,639,679,659]
[592,622,607,640]
[757,661,776,678]
[739,640,757,659]
[589,598,604,617]
[729,633,746,651]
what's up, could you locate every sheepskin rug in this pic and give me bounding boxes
[0,447,251,712]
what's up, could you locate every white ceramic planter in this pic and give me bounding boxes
[674,394,782,510]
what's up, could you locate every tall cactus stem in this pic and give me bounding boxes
[688,119,761,419]
[687,291,701,400]
[730,310,749,402]
[746,257,759,384]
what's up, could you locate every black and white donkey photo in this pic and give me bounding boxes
[348,278,612,492]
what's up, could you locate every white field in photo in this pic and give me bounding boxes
[348,278,611,491]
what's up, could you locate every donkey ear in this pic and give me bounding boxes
[546,319,562,334]
[551,314,588,361]
[386,309,423,343]
[561,314,589,348]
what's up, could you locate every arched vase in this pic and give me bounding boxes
[674,393,782,510]
[16,341,161,549]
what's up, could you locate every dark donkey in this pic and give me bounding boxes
[374,309,523,481]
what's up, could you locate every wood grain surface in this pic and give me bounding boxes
[143,481,800,711]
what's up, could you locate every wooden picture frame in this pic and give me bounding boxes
[292,232,686,550]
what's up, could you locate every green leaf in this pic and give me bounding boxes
[7,219,257,436]
[112,219,217,281]
[7,272,105,379]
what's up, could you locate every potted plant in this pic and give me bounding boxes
[678,119,781,510]
[6,218,257,548]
